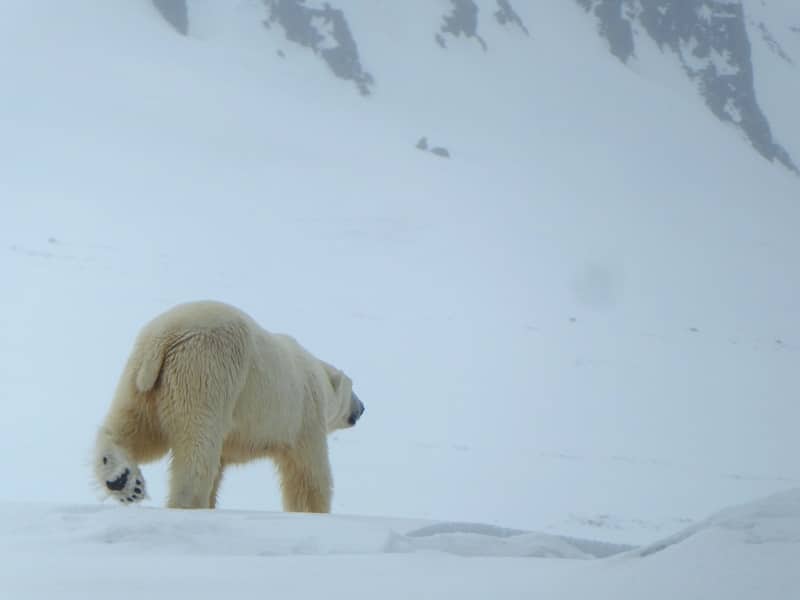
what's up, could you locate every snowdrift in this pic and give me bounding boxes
[1,489,797,599]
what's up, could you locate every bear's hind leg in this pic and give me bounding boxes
[167,445,222,509]
[94,427,148,505]
[95,397,165,505]
[209,462,226,509]
[157,332,243,509]
[160,386,227,509]
[274,436,332,513]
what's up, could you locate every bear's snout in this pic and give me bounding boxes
[347,393,365,426]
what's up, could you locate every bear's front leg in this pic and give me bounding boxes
[274,435,333,513]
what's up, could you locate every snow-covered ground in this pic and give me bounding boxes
[2,489,798,599]
[0,1,798,597]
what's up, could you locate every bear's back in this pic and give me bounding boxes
[141,300,253,338]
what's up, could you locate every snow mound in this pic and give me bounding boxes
[2,493,799,599]
[3,490,797,563]
[0,503,621,559]
[634,487,800,557]
[391,521,632,558]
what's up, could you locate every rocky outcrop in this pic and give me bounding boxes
[576,0,797,173]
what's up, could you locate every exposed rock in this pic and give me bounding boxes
[575,0,798,173]
[416,137,450,158]
[758,22,794,65]
[494,0,530,36]
[265,0,374,95]
[152,0,188,36]
[438,0,488,51]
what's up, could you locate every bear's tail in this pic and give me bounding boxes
[134,335,168,393]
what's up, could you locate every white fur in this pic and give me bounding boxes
[94,301,362,511]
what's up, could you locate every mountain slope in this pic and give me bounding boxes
[151,0,799,172]
[576,0,798,172]
[0,0,797,551]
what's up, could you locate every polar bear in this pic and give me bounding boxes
[93,300,364,511]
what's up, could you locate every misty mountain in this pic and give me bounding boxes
[150,0,799,174]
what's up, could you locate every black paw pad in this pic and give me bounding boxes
[106,468,130,492]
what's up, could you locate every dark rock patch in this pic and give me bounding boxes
[575,0,797,173]
[152,0,188,36]
[438,0,488,51]
[494,0,529,36]
[265,0,374,95]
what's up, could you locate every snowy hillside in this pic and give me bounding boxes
[151,0,800,172]
[1,1,799,597]
[577,0,800,172]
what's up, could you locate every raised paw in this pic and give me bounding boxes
[107,468,146,504]
[97,451,146,504]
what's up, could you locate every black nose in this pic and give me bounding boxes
[348,403,365,426]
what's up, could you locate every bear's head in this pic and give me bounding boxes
[322,362,364,432]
